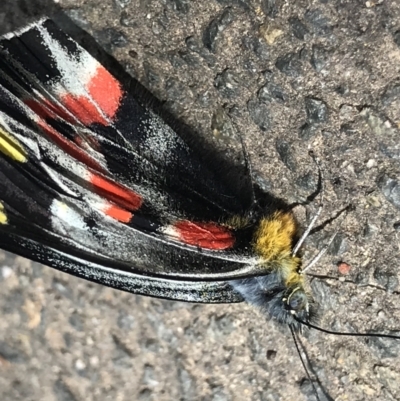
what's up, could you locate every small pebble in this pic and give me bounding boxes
[1,266,13,279]
[337,261,351,275]
[75,359,86,371]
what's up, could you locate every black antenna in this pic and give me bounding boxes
[292,151,324,257]
[295,317,400,340]
[227,116,257,211]
[290,325,322,401]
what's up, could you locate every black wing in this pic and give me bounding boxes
[0,18,263,301]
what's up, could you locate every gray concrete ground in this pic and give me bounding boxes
[1,0,400,400]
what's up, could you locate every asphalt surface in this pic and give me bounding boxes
[1,1,400,400]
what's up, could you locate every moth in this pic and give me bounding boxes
[0,18,397,401]
[0,18,312,328]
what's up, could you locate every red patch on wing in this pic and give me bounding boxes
[174,221,234,250]
[90,173,143,211]
[61,66,122,125]
[103,204,132,223]
[26,66,122,126]
[87,66,122,119]
[26,97,74,123]
[37,120,104,171]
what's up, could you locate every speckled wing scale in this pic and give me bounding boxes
[0,18,313,327]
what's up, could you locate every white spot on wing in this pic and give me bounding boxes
[161,225,180,239]
[36,24,99,97]
[50,199,88,235]
[140,110,186,167]
[1,18,49,40]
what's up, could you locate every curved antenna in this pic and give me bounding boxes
[295,317,400,340]
[290,326,323,401]
[292,151,324,257]
[238,130,256,209]
[223,119,256,211]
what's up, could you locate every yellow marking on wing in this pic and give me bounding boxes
[0,202,8,225]
[0,127,28,162]
[254,211,304,287]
